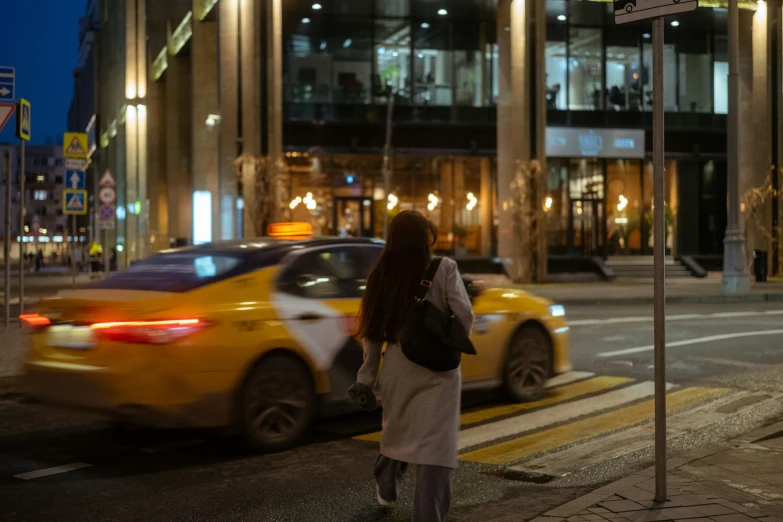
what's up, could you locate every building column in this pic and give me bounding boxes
[497,0,533,279]
[218,0,240,240]
[192,3,220,244]
[165,49,193,245]
[440,159,454,236]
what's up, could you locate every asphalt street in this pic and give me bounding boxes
[1,301,783,521]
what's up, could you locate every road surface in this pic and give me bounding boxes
[1,301,783,521]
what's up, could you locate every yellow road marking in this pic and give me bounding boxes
[353,376,633,443]
[459,386,728,465]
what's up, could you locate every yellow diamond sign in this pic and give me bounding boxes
[63,132,89,159]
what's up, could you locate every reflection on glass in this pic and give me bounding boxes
[606,46,642,111]
[606,160,642,254]
[568,28,603,111]
[413,20,452,106]
[375,19,411,103]
[285,17,372,105]
[642,43,677,111]
[546,41,567,110]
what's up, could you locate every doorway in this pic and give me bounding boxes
[569,199,602,257]
[332,197,375,237]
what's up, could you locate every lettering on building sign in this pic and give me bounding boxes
[614,138,636,149]
[578,134,604,156]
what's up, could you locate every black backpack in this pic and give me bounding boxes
[399,258,477,372]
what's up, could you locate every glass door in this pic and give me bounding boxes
[333,197,375,237]
[570,199,602,257]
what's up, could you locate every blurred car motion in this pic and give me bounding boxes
[22,233,571,452]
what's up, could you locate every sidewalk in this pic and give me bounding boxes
[473,273,783,306]
[0,326,24,385]
[535,421,783,522]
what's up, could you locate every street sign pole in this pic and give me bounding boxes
[18,139,24,318]
[72,215,76,290]
[4,150,11,327]
[652,16,667,504]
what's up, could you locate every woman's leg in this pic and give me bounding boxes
[413,464,453,522]
[374,454,407,504]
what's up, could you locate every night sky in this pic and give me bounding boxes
[0,0,86,145]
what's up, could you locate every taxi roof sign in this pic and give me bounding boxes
[63,132,89,158]
[267,222,314,240]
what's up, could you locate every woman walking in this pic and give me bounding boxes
[354,210,474,522]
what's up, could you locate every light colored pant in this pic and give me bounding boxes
[374,454,453,522]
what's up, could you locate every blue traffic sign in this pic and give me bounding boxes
[66,170,86,189]
[63,189,88,215]
[99,204,115,220]
[0,66,14,103]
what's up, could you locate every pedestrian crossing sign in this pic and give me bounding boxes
[63,189,88,215]
[16,98,30,141]
[63,132,89,159]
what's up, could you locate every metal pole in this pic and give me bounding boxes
[4,150,11,327]
[18,140,25,318]
[652,16,667,504]
[382,91,394,239]
[722,0,750,292]
[71,215,76,290]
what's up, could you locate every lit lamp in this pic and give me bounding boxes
[427,193,439,211]
[466,192,477,211]
[387,193,398,210]
[543,196,553,212]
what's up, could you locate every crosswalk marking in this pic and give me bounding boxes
[459,386,727,465]
[458,381,670,451]
[459,376,632,426]
[511,389,754,477]
[355,375,627,443]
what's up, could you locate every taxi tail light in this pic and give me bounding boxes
[19,314,51,334]
[90,319,208,345]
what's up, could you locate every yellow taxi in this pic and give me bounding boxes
[23,235,571,451]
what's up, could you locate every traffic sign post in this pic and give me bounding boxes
[63,132,89,159]
[66,170,86,189]
[98,169,116,273]
[614,0,698,504]
[15,98,30,318]
[0,66,14,103]
[63,189,88,216]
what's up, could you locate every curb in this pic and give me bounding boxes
[552,293,783,307]
[536,419,783,520]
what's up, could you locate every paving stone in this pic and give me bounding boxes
[619,511,675,522]
[599,500,648,513]
[618,488,657,502]
[709,514,758,522]
[566,516,586,522]
[758,517,783,522]
[672,519,713,522]
[652,507,708,520]
[531,518,565,522]
[690,504,741,517]
[589,508,613,515]
[582,515,608,522]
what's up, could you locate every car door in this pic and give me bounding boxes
[273,245,368,404]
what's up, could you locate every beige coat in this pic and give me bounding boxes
[357,257,474,469]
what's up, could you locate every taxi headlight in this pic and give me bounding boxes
[549,304,566,318]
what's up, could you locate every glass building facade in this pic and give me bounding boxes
[281,0,733,259]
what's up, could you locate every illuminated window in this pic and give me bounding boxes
[34,190,47,201]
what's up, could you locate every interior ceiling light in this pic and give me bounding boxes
[438,8,448,15]
[557,14,566,21]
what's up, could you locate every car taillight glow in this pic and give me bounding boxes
[19,313,52,334]
[90,319,206,344]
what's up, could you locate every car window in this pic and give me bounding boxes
[278,247,366,299]
[359,245,383,277]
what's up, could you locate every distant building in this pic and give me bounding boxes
[67,0,100,242]
[0,144,72,259]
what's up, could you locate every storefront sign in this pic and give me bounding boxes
[546,127,645,159]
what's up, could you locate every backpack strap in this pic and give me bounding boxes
[415,257,442,301]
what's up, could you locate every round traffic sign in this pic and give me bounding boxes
[99,186,116,204]
[99,204,115,220]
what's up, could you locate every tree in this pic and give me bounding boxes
[234,154,290,237]
[743,166,783,275]
[509,159,547,283]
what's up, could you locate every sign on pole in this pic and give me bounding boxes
[16,98,30,141]
[614,0,697,24]
[0,66,14,103]
[65,158,88,171]
[0,104,14,133]
[63,132,89,159]
[63,189,88,216]
[613,0,699,505]
[66,170,86,189]
[99,169,115,187]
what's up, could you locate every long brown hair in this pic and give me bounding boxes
[357,210,437,343]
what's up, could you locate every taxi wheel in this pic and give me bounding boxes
[503,325,551,403]
[241,354,316,453]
